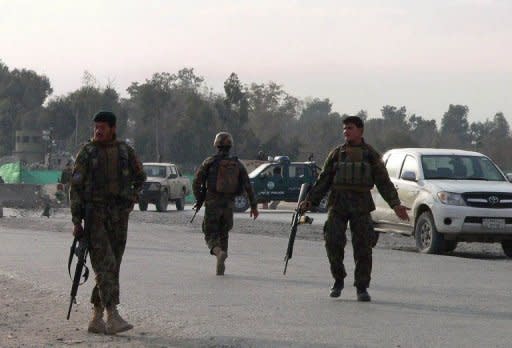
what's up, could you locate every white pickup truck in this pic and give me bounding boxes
[371,148,512,257]
[138,162,191,212]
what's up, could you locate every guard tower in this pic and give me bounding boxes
[12,130,45,164]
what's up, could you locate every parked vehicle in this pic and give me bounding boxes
[234,156,328,212]
[371,148,512,257]
[139,162,191,212]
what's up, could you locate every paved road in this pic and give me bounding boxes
[0,215,511,347]
[139,202,329,225]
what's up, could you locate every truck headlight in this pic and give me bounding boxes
[437,191,466,206]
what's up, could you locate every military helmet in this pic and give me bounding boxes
[213,132,234,147]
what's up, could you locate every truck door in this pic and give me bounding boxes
[260,164,287,201]
[393,155,419,229]
[287,164,311,201]
[168,165,178,199]
[371,152,405,223]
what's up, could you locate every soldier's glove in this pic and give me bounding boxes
[73,224,84,238]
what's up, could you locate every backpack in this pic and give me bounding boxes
[208,157,241,194]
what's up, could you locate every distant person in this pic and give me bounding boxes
[0,176,4,184]
[193,132,259,275]
[257,150,267,161]
[70,111,146,334]
[299,116,409,301]
[60,160,73,203]
[308,153,314,162]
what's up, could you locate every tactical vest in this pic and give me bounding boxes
[82,141,134,201]
[333,145,374,191]
[207,156,241,194]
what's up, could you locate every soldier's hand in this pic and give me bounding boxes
[298,200,312,214]
[393,205,410,221]
[73,224,84,238]
[250,207,259,220]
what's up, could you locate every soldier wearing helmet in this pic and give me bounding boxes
[213,132,234,147]
[193,131,259,275]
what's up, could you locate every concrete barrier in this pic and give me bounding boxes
[0,183,44,209]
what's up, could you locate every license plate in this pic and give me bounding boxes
[482,218,506,230]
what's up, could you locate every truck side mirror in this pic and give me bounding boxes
[401,171,417,182]
[168,173,177,179]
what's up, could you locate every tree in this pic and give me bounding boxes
[0,62,52,155]
[381,105,408,129]
[127,73,175,162]
[247,82,301,158]
[298,98,342,162]
[408,114,438,148]
[439,104,470,148]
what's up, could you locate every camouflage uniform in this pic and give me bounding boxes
[307,140,400,289]
[70,139,146,308]
[193,153,257,254]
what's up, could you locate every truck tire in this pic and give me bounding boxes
[175,192,185,211]
[156,191,168,212]
[138,201,148,211]
[414,211,444,254]
[234,195,250,212]
[502,240,512,258]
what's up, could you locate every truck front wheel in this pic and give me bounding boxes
[175,192,185,211]
[138,201,148,211]
[234,195,250,212]
[156,191,169,212]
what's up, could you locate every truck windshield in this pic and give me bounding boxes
[249,163,271,178]
[144,165,167,178]
[421,155,505,181]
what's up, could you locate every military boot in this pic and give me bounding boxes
[212,246,228,276]
[329,279,344,298]
[356,287,371,302]
[105,305,133,335]
[87,305,106,334]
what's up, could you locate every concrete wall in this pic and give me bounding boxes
[0,183,44,208]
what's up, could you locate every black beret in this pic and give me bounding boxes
[93,111,116,127]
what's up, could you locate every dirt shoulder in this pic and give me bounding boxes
[0,272,181,348]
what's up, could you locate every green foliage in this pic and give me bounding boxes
[0,61,52,155]
[440,104,470,148]
[1,61,511,173]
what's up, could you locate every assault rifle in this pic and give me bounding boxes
[283,183,314,275]
[190,186,206,223]
[66,204,91,320]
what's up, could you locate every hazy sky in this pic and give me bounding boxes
[1,0,511,122]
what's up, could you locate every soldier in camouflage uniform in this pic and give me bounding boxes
[193,132,259,275]
[70,111,146,334]
[300,116,409,301]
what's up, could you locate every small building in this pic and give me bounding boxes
[12,130,45,164]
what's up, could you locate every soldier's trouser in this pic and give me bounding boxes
[323,210,372,289]
[88,204,130,307]
[202,200,233,254]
